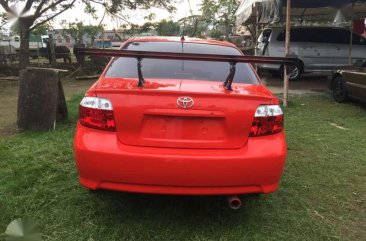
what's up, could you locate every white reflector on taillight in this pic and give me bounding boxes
[80,97,113,110]
[250,105,284,137]
[254,105,283,117]
[79,97,116,131]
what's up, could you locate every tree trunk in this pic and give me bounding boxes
[19,20,32,69]
[191,18,199,37]
[225,19,230,41]
[91,36,95,47]
[48,34,56,66]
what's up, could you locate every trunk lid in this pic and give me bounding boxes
[96,78,274,149]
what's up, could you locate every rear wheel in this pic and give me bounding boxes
[332,76,348,103]
[280,62,303,81]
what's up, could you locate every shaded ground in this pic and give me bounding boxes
[0,73,329,138]
[261,72,329,95]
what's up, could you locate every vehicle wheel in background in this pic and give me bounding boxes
[280,62,303,81]
[332,76,348,103]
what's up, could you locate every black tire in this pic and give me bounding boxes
[332,76,348,103]
[280,62,303,81]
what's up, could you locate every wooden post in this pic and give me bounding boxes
[37,36,40,67]
[17,68,68,131]
[48,34,56,66]
[283,0,291,107]
[74,43,86,66]
[349,22,353,65]
[102,29,105,49]
[254,3,259,71]
[348,3,355,65]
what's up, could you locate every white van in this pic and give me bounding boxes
[257,26,366,80]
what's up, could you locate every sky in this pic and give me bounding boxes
[54,0,203,30]
[0,0,204,31]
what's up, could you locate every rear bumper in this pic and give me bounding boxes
[74,124,286,195]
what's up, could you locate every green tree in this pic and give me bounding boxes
[210,29,223,40]
[178,15,208,38]
[0,0,76,68]
[119,22,155,37]
[64,21,84,44]
[84,25,103,46]
[0,0,177,68]
[155,20,180,36]
[200,0,239,39]
[31,23,51,36]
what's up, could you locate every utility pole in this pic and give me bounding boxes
[255,3,259,71]
[48,34,56,67]
[283,0,291,107]
[348,2,355,65]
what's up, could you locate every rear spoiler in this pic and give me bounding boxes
[75,48,298,90]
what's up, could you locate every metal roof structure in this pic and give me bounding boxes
[236,0,366,25]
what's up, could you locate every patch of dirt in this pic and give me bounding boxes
[260,72,330,95]
[0,81,19,137]
[0,77,97,138]
[340,218,366,241]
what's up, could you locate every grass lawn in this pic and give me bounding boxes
[0,94,365,241]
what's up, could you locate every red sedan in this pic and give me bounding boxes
[74,37,286,202]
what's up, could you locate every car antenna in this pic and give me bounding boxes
[181,35,185,71]
[181,8,187,41]
[180,8,187,71]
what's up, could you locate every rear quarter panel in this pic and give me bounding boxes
[343,69,366,100]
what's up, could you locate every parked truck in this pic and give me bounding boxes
[0,34,49,59]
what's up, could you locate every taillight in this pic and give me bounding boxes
[250,105,283,137]
[79,97,116,131]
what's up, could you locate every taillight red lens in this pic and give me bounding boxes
[250,105,284,137]
[79,97,116,131]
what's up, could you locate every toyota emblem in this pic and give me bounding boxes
[177,97,194,109]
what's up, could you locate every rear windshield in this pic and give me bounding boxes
[105,41,259,84]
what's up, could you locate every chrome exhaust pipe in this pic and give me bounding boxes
[227,196,242,210]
